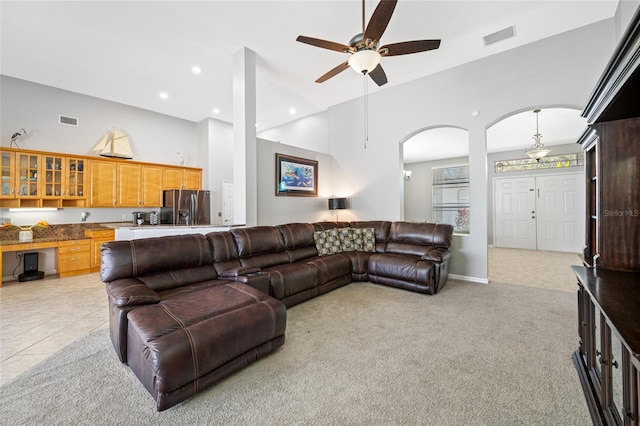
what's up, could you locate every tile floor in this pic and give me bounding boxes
[0,247,582,386]
[0,272,108,386]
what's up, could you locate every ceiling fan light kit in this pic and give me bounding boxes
[349,49,381,74]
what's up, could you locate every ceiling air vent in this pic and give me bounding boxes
[59,115,78,126]
[483,26,516,46]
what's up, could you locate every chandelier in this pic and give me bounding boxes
[525,109,550,162]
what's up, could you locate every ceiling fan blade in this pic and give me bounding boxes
[316,61,350,83]
[368,64,388,86]
[380,40,441,57]
[296,35,352,53]
[363,0,398,44]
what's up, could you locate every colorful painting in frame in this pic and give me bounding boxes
[276,153,318,197]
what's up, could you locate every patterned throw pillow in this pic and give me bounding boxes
[353,227,376,252]
[313,229,343,256]
[337,227,356,252]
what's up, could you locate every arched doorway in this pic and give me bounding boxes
[402,126,469,231]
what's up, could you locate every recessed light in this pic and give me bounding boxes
[159,92,169,100]
[289,108,296,115]
[212,108,220,114]
[192,66,202,74]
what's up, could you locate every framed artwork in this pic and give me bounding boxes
[275,153,318,197]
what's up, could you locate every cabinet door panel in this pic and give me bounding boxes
[89,161,117,207]
[184,169,202,190]
[142,165,163,206]
[1,151,16,199]
[163,167,184,189]
[17,152,41,198]
[118,163,141,207]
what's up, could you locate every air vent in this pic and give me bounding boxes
[483,26,516,46]
[59,115,78,126]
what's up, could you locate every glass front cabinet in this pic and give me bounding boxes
[574,269,640,426]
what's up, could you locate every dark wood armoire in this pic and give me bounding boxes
[573,6,640,426]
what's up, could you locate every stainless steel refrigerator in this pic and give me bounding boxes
[160,189,211,225]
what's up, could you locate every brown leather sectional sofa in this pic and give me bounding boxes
[101,220,453,410]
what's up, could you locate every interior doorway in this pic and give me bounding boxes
[493,173,584,252]
[222,181,234,225]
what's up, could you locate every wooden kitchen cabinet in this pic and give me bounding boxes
[63,157,87,207]
[89,160,117,207]
[163,166,202,190]
[1,150,16,202]
[118,163,163,207]
[57,239,91,277]
[1,148,201,208]
[85,229,115,271]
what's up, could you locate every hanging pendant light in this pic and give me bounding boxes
[525,109,550,162]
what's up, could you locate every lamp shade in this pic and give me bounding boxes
[328,197,347,210]
[348,50,381,74]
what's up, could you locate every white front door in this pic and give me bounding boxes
[494,173,584,252]
[222,181,234,225]
[536,174,584,252]
[494,177,537,249]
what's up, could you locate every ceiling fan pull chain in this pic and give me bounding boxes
[364,74,369,149]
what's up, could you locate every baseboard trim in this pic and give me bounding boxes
[449,274,489,284]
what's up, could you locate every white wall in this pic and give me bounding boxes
[258,112,330,154]
[198,117,234,225]
[1,76,198,165]
[256,138,334,226]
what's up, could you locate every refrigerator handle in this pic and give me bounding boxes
[191,192,198,225]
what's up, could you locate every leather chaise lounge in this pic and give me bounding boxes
[101,220,453,411]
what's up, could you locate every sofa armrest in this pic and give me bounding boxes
[231,272,270,295]
[106,278,161,308]
[421,248,451,263]
[219,266,261,278]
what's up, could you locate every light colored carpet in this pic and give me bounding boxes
[489,247,583,292]
[0,280,589,425]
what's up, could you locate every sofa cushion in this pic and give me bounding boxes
[368,253,435,294]
[350,221,391,252]
[388,221,453,248]
[263,262,319,300]
[313,229,342,256]
[277,223,315,249]
[231,227,290,268]
[207,231,242,273]
[100,234,215,285]
[277,223,317,262]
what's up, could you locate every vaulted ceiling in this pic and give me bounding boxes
[1,1,618,139]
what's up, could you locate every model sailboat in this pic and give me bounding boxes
[92,127,133,159]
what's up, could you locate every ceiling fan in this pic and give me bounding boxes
[296,0,441,87]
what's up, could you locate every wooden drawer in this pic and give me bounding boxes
[84,229,115,238]
[58,239,90,276]
[58,252,90,272]
[58,239,90,254]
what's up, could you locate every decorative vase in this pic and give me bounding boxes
[19,230,33,241]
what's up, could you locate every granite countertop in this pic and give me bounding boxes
[0,223,115,247]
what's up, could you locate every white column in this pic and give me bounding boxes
[233,48,257,226]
